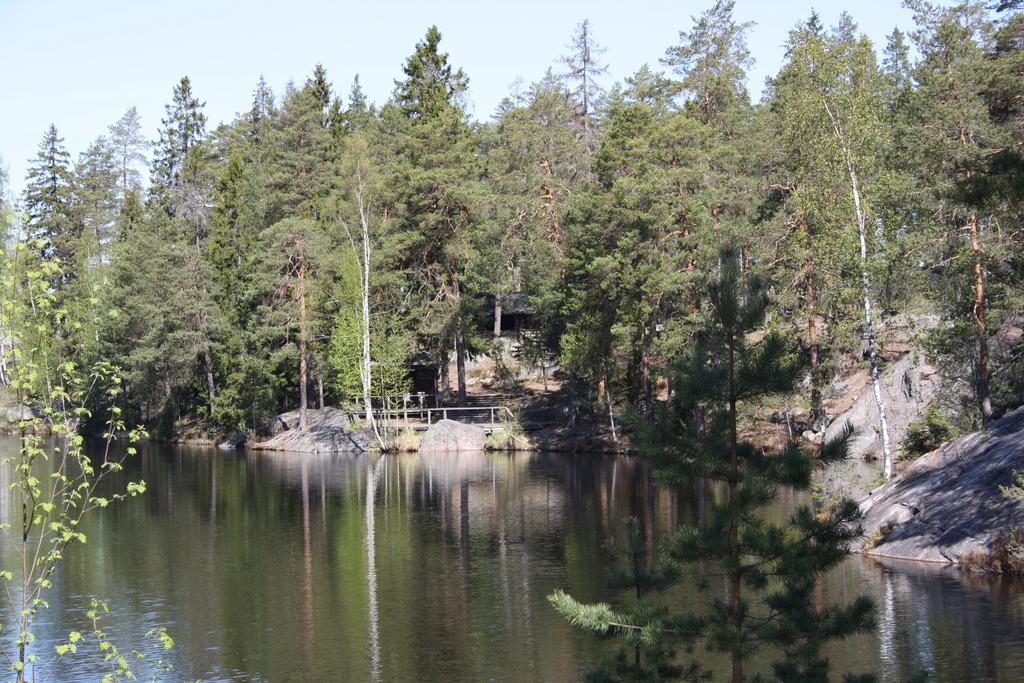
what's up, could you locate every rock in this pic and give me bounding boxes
[218,432,247,450]
[418,419,487,453]
[5,405,33,423]
[824,352,942,461]
[854,407,1024,565]
[801,430,820,443]
[254,408,376,453]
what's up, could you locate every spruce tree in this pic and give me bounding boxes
[339,74,374,135]
[560,19,608,148]
[246,76,277,151]
[73,136,120,267]
[308,63,333,124]
[388,26,481,406]
[394,26,468,120]
[150,76,207,210]
[23,125,77,277]
[550,247,874,683]
[265,80,335,223]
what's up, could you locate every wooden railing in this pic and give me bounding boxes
[363,404,515,432]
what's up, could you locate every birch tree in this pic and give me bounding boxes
[781,17,896,477]
[339,136,385,450]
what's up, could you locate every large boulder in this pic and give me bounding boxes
[824,351,942,460]
[254,408,376,453]
[218,432,247,450]
[5,405,33,424]
[418,419,487,453]
[854,407,1024,565]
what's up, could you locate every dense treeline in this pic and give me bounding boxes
[1,0,1021,441]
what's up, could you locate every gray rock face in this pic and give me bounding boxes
[5,405,33,423]
[218,432,247,450]
[854,407,1024,564]
[254,408,376,453]
[418,419,487,453]
[825,352,942,460]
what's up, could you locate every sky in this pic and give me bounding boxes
[0,0,920,197]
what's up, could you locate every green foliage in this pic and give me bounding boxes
[23,125,76,275]
[150,76,207,209]
[1000,470,1024,500]
[552,248,874,681]
[0,233,171,681]
[8,4,1020,452]
[328,254,411,402]
[903,407,955,458]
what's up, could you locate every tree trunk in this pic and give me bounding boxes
[493,300,502,338]
[567,374,579,427]
[455,320,467,407]
[540,158,563,249]
[824,100,893,478]
[970,212,994,425]
[604,367,618,443]
[0,342,8,386]
[297,248,308,431]
[452,269,467,407]
[349,179,385,449]
[204,347,215,418]
[439,347,450,405]
[640,321,654,424]
[851,176,893,478]
[802,209,823,430]
[727,330,743,683]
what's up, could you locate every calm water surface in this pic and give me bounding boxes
[1,438,1022,682]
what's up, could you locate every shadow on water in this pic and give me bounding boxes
[1,437,1022,681]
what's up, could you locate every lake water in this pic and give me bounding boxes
[1,438,1023,681]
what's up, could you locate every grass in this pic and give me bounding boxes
[393,427,421,453]
[959,529,1024,574]
[484,413,534,451]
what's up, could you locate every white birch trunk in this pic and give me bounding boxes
[345,168,386,451]
[822,98,894,479]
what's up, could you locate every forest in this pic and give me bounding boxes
[0,0,1022,450]
[2,1,1024,680]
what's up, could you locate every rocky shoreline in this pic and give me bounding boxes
[853,407,1024,571]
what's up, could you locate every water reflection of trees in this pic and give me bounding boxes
[846,557,1024,682]
[2,439,1023,682]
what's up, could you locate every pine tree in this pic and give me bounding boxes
[557,85,698,426]
[256,217,328,430]
[550,247,874,683]
[906,0,1008,425]
[107,106,148,199]
[661,0,758,291]
[484,70,582,355]
[662,0,754,125]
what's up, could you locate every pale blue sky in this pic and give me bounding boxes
[0,0,918,196]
